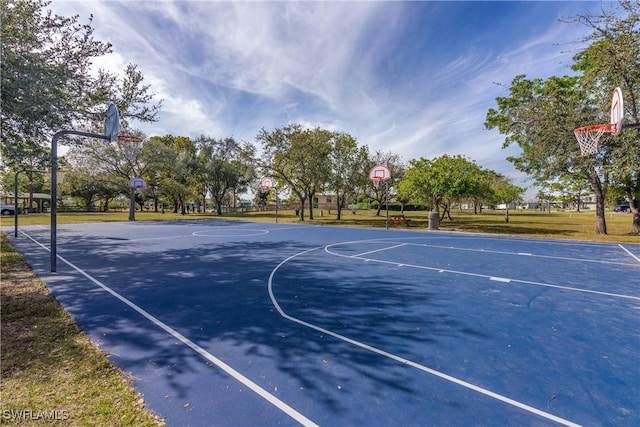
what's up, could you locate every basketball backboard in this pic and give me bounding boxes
[129,177,147,189]
[610,87,624,135]
[258,176,279,222]
[369,164,391,182]
[260,176,274,190]
[104,103,121,142]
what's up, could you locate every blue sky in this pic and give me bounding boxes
[50,0,607,197]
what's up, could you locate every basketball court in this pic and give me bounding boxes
[5,220,639,426]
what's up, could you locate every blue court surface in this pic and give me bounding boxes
[5,220,640,426]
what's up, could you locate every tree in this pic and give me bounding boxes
[67,137,150,219]
[60,166,118,212]
[550,173,592,212]
[486,2,640,234]
[298,128,332,220]
[87,64,162,132]
[137,136,179,212]
[399,155,481,220]
[470,168,501,214]
[570,0,640,233]
[196,136,255,215]
[257,124,332,221]
[146,135,197,214]
[328,133,369,220]
[437,156,485,220]
[536,185,556,214]
[1,0,162,178]
[485,75,613,233]
[0,165,47,212]
[491,177,525,223]
[1,0,108,169]
[397,157,433,211]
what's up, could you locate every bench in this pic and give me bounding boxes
[389,214,411,226]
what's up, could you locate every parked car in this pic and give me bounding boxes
[1,204,16,215]
[614,204,630,212]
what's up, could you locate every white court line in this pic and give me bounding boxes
[101,229,271,243]
[402,242,637,266]
[268,246,582,427]
[331,236,637,266]
[126,234,197,242]
[124,230,270,242]
[18,230,318,427]
[353,243,408,257]
[619,244,640,263]
[103,224,314,242]
[192,229,270,237]
[325,243,640,301]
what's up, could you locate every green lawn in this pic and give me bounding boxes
[3,207,638,243]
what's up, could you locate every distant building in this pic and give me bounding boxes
[0,192,50,213]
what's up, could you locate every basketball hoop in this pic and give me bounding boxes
[116,135,143,143]
[116,135,143,161]
[574,124,613,156]
[573,87,630,156]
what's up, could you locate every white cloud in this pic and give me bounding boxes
[48,0,598,200]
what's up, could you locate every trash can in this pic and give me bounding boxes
[428,211,439,230]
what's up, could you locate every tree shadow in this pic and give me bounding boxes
[8,224,495,418]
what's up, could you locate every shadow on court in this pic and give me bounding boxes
[44,236,488,415]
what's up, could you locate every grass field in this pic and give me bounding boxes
[2,207,638,243]
[0,207,637,425]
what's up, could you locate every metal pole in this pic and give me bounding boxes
[51,132,60,271]
[129,187,136,221]
[385,180,389,230]
[13,172,19,237]
[14,169,44,238]
[51,130,109,272]
[275,187,278,223]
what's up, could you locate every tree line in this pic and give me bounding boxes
[54,127,524,223]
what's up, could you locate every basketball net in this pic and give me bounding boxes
[574,124,612,156]
[116,134,143,161]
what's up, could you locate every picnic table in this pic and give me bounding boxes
[389,214,411,226]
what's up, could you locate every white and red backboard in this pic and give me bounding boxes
[260,176,274,190]
[369,164,391,182]
[611,87,624,135]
